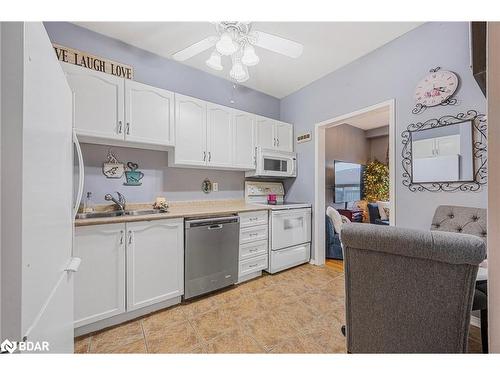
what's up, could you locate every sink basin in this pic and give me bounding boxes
[75,209,165,220]
[75,211,125,219]
[125,209,163,216]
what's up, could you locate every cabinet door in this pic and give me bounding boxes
[255,116,276,149]
[413,138,435,158]
[174,94,207,166]
[73,224,126,327]
[436,134,461,156]
[126,219,184,311]
[275,121,294,152]
[232,111,256,169]
[207,103,233,168]
[62,63,124,140]
[124,80,174,146]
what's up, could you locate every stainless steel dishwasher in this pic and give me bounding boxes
[184,215,239,299]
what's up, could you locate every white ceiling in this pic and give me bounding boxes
[74,22,422,98]
[342,106,390,131]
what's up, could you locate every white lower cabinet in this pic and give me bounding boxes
[74,219,184,328]
[237,211,269,283]
[126,219,184,311]
[73,223,126,328]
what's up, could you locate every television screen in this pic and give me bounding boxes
[334,161,364,203]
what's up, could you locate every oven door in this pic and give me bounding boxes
[271,208,311,250]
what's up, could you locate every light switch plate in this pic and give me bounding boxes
[213,182,219,192]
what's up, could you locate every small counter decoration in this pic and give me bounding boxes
[153,197,169,212]
[124,162,144,186]
[102,149,125,179]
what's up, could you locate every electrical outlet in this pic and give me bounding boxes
[213,182,219,192]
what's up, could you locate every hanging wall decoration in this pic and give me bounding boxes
[102,149,125,179]
[123,162,144,186]
[412,67,459,115]
[201,178,213,194]
[401,110,487,192]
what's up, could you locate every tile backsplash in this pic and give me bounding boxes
[79,143,245,204]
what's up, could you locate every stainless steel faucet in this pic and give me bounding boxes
[105,192,126,211]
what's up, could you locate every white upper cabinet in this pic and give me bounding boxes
[255,116,294,152]
[174,93,207,166]
[207,103,233,168]
[126,219,184,312]
[233,111,256,169]
[172,95,258,170]
[73,224,126,328]
[124,80,174,146]
[275,121,294,152]
[256,116,275,150]
[61,63,294,170]
[63,63,124,140]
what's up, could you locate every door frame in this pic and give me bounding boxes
[313,99,396,265]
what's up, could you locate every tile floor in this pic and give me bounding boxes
[74,262,484,354]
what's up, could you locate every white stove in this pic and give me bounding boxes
[245,181,311,210]
[245,181,312,273]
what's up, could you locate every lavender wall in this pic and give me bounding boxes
[281,22,487,230]
[44,22,280,203]
[80,144,245,204]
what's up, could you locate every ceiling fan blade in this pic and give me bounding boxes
[250,31,303,58]
[172,36,218,61]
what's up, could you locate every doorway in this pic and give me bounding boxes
[313,99,396,265]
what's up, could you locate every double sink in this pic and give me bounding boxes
[75,209,164,220]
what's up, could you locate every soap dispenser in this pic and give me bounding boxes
[83,192,95,213]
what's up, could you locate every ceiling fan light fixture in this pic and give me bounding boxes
[205,50,223,71]
[230,60,247,81]
[216,32,238,56]
[241,44,259,66]
[236,68,249,83]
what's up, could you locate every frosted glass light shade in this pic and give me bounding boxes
[230,61,246,81]
[241,44,259,66]
[216,32,238,56]
[206,50,223,70]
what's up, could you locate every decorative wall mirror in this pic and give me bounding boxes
[401,110,487,192]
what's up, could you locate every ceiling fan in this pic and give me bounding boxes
[172,22,303,83]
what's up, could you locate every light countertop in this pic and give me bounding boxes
[74,199,268,227]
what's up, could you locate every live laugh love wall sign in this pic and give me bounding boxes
[53,44,134,79]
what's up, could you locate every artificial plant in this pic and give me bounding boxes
[363,159,389,202]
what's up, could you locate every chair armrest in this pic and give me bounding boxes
[341,215,351,224]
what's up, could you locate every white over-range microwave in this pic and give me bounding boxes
[245,147,297,178]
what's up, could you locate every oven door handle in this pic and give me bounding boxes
[272,208,311,217]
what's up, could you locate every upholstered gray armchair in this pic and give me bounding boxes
[341,222,486,353]
[430,205,488,352]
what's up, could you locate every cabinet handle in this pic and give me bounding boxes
[249,248,259,252]
[277,138,280,147]
[126,122,130,135]
[118,121,123,134]
[120,230,124,245]
[248,263,259,268]
[128,230,133,244]
[208,152,211,162]
[273,138,276,146]
[203,151,206,161]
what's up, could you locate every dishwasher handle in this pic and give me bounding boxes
[207,224,223,230]
[185,215,239,228]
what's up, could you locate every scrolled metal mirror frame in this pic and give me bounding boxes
[401,110,487,192]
